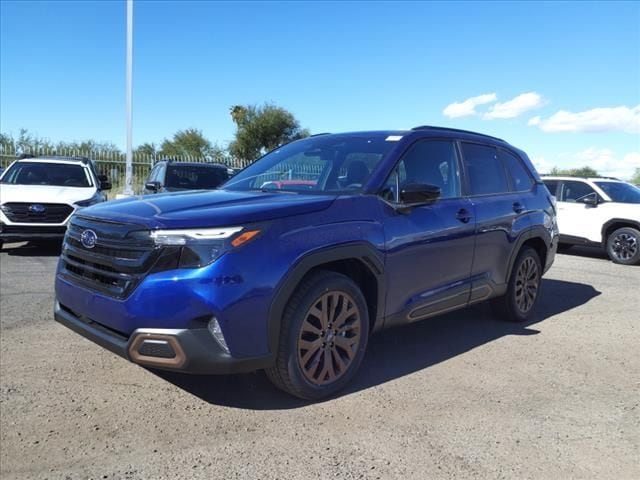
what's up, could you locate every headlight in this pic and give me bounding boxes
[150,226,262,268]
[74,193,102,208]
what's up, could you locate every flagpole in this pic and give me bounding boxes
[124,0,134,195]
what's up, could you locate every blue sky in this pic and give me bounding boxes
[1,1,639,177]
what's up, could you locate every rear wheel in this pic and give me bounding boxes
[606,227,640,265]
[491,246,542,322]
[266,271,369,400]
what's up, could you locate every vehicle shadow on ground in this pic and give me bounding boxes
[156,278,601,410]
[1,240,62,257]
[559,246,609,261]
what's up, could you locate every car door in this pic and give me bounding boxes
[460,142,531,296]
[381,138,476,327]
[556,180,602,243]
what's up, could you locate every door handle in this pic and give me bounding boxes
[456,208,472,223]
[513,202,525,214]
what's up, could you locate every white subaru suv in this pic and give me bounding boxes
[542,176,640,265]
[0,156,111,248]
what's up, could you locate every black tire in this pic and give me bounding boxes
[266,270,369,400]
[0,240,3,250]
[606,227,640,265]
[491,246,542,323]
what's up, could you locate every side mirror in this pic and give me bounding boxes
[145,181,161,193]
[400,183,441,205]
[580,193,598,206]
[98,174,112,191]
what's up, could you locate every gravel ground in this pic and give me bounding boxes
[1,242,639,479]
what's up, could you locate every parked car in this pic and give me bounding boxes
[0,156,111,248]
[542,176,640,265]
[54,127,558,399]
[143,160,230,194]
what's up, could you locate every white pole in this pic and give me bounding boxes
[124,0,134,195]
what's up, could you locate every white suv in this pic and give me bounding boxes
[0,156,111,248]
[542,176,640,265]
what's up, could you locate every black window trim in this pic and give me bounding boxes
[377,136,465,203]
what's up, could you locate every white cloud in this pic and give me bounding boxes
[531,156,555,174]
[442,93,497,118]
[571,148,640,179]
[528,105,640,133]
[537,148,640,179]
[483,92,544,119]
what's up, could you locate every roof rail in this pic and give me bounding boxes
[411,125,505,142]
[309,132,330,137]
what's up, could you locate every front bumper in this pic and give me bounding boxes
[54,302,272,374]
[0,223,67,241]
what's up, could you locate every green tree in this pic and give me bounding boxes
[229,103,309,162]
[630,168,640,185]
[134,142,158,160]
[549,166,599,177]
[160,128,214,159]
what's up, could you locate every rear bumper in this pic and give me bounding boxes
[54,302,272,374]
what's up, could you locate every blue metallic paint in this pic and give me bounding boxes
[54,128,557,371]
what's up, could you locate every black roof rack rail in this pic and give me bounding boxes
[309,132,330,137]
[411,125,505,143]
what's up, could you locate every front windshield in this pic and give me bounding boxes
[0,162,92,187]
[222,134,398,193]
[595,182,640,204]
[166,165,228,189]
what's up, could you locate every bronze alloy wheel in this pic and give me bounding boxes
[297,291,362,386]
[514,256,539,313]
[610,232,638,262]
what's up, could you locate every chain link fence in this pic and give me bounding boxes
[0,146,250,194]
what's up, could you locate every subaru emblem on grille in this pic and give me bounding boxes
[80,229,98,249]
[28,204,46,214]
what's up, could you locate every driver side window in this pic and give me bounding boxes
[559,181,596,203]
[381,140,460,202]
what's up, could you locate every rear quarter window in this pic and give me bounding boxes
[501,149,534,192]
[543,180,559,196]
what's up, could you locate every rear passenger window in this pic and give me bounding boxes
[501,150,534,192]
[461,143,509,195]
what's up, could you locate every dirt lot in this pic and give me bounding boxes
[0,242,638,479]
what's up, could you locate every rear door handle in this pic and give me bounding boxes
[456,208,472,223]
[513,202,525,214]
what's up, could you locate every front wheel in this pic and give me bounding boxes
[266,271,369,400]
[606,227,640,265]
[491,246,542,323]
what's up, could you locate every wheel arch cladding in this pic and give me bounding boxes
[506,227,550,283]
[267,242,385,356]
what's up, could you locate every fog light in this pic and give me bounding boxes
[208,317,229,353]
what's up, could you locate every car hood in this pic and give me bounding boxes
[0,184,95,205]
[79,189,337,229]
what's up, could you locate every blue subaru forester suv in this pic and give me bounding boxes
[54,127,558,399]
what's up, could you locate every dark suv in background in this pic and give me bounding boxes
[54,126,558,400]
[144,160,231,194]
